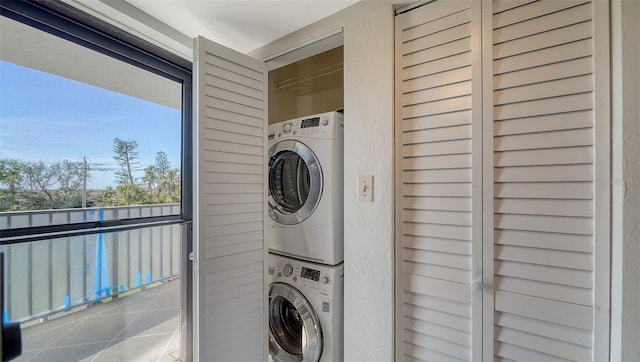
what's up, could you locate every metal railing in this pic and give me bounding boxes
[0,204,182,323]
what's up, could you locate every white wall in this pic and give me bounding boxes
[611,0,640,360]
[252,2,396,360]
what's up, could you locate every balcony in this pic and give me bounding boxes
[0,204,183,361]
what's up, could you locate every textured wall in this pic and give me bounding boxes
[342,4,395,361]
[611,0,640,360]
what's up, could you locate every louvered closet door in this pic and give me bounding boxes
[489,1,609,360]
[397,0,610,361]
[193,36,268,361]
[395,1,483,360]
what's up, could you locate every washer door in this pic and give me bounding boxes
[269,282,323,362]
[268,140,322,225]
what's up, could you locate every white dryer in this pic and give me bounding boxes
[267,111,343,265]
[268,253,343,362]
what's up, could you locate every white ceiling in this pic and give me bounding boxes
[124,0,359,54]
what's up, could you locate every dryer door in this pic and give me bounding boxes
[269,282,323,362]
[268,140,322,225]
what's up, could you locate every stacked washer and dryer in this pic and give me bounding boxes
[267,111,344,362]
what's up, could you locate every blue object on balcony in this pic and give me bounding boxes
[94,208,111,301]
[3,311,8,323]
[137,273,142,288]
[64,295,71,311]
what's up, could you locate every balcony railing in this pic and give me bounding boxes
[0,204,182,323]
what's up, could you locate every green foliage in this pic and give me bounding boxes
[95,184,152,206]
[0,159,85,211]
[141,151,180,203]
[0,142,180,211]
[0,159,24,210]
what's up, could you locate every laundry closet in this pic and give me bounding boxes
[265,39,346,362]
[192,22,353,359]
[193,2,393,361]
[248,3,397,360]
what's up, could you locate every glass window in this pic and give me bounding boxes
[1,15,183,228]
[0,2,192,360]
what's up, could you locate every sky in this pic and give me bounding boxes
[0,60,182,189]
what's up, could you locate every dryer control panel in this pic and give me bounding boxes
[268,111,343,141]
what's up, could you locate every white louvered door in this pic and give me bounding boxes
[395,1,483,360]
[396,1,610,361]
[193,36,268,361]
[489,1,609,360]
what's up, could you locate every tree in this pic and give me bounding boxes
[142,164,158,195]
[22,161,58,208]
[0,159,25,210]
[142,151,180,203]
[55,160,87,207]
[113,138,140,185]
[14,160,85,210]
[161,168,181,202]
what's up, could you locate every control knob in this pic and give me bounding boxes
[321,276,330,284]
[283,122,294,134]
[283,263,294,277]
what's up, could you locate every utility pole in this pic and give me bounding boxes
[82,157,88,208]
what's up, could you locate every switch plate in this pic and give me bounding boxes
[358,175,374,202]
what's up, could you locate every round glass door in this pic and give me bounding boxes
[269,283,323,362]
[269,140,322,225]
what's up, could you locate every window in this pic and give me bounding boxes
[1,56,182,210]
[0,1,192,360]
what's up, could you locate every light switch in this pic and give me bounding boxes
[358,175,374,202]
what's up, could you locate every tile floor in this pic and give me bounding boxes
[13,279,181,362]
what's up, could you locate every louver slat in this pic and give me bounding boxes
[491,2,596,360]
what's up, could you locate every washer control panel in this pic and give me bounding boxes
[269,255,340,299]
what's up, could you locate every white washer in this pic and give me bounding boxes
[267,111,343,265]
[268,253,343,362]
